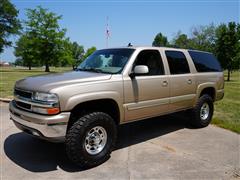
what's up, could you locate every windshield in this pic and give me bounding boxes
[77,48,135,74]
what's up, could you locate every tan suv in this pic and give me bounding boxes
[9,47,224,168]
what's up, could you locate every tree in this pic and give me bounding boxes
[152,33,168,47]
[57,40,84,69]
[189,24,216,52]
[23,6,66,72]
[71,42,84,69]
[14,58,23,66]
[172,31,190,48]
[56,38,74,67]
[83,46,97,59]
[14,33,38,70]
[215,22,240,81]
[232,51,240,70]
[0,0,21,53]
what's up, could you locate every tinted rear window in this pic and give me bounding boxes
[188,50,222,72]
[165,51,190,74]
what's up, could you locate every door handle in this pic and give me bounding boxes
[162,80,168,87]
[187,79,192,84]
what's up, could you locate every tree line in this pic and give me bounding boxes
[1,0,239,80]
[14,6,97,72]
[1,2,96,72]
[152,23,240,81]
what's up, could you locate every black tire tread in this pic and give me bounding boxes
[66,112,117,168]
[190,94,214,128]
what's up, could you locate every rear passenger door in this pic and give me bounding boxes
[164,50,196,111]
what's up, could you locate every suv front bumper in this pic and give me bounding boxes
[9,101,70,142]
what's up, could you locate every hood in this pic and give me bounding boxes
[15,71,112,92]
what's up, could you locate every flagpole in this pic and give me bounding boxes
[106,16,109,48]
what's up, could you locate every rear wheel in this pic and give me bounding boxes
[190,94,214,128]
[66,112,117,168]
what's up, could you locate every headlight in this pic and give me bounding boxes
[33,92,59,103]
[32,92,60,115]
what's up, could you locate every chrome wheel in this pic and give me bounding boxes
[200,102,210,121]
[84,126,107,155]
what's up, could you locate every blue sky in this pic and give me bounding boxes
[1,0,239,62]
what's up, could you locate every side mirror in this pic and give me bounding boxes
[130,65,149,78]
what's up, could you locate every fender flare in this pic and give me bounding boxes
[63,91,124,122]
[195,82,217,103]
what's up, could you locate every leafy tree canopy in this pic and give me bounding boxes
[189,23,216,52]
[172,31,190,49]
[83,46,97,59]
[14,33,39,70]
[16,6,66,72]
[215,22,240,81]
[0,0,21,53]
[153,22,239,81]
[152,33,169,47]
[71,41,84,68]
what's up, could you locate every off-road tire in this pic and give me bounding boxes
[190,94,214,128]
[66,112,117,168]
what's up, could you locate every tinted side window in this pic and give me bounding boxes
[134,50,164,75]
[165,51,190,74]
[188,50,222,72]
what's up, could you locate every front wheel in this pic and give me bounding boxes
[65,112,117,168]
[190,94,214,128]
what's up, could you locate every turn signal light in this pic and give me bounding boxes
[47,108,60,115]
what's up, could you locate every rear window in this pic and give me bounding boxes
[188,50,222,72]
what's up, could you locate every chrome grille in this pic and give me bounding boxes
[14,88,33,111]
[14,88,32,99]
[15,101,31,110]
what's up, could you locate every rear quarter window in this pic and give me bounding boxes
[188,50,222,72]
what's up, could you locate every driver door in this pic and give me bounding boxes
[123,50,170,122]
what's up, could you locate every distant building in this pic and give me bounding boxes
[0,61,10,66]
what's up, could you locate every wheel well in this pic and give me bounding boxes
[67,99,120,130]
[200,87,216,100]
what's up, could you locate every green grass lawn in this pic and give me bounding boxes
[0,66,239,133]
[0,66,71,98]
[213,71,240,133]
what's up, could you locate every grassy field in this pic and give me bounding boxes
[213,71,240,133]
[0,66,71,98]
[0,67,239,133]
